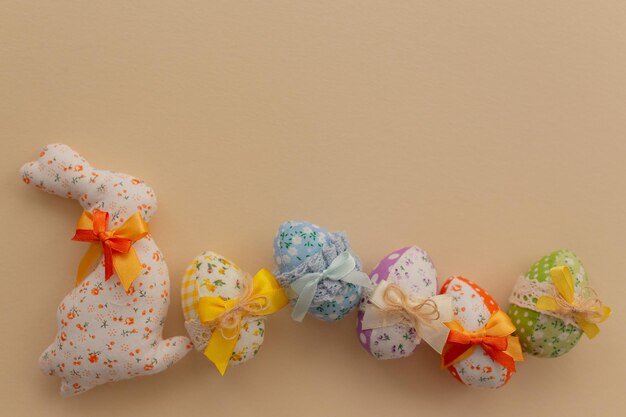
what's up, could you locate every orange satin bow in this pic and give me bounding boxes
[72,209,149,291]
[441,310,524,372]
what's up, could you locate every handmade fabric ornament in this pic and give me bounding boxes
[440,276,523,388]
[508,249,610,358]
[273,220,371,321]
[181,251,288,374]
[357,246,453,359]
[20,144,191,396]
[72,209,149,290]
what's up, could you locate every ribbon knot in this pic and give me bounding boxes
[289,251,372,322]
[460,332,507,351]
[468,336,485,345]
[198,269,288,375]
[202,289,271,341]
[536,266,610,339]
[441,310,524,372]
[382,283,442,326]
[72,209,149,291]
[361,282,454,353]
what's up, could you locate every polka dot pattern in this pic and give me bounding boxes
[356,246,437,359]
[273,220,362,321]
[440,276,513,389]
[508,249,587,358]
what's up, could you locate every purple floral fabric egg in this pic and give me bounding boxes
[357,246,437,359]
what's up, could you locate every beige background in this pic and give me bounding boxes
[1,1,625,416]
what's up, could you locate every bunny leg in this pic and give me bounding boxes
[38,343,58,377]
[140,336,191,375]
[59,376,100,397]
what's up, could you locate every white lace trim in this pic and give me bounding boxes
[184,317,265,352]
[184,319,212,352]
[508,275,577,327]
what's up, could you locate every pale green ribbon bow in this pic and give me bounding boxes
[290,251,372,322]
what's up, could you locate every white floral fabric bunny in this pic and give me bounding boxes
[20,144,191,396]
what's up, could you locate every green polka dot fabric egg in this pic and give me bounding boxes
[508,249,611,358]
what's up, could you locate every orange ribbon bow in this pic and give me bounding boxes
[72,209,150,291]
[441,310,524,372]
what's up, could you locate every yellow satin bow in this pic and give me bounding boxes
[72,210,150,292]
[536,266,611,339]
[442,310,524,371]
[198,268,288,375]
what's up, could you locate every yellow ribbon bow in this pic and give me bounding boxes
[72,210,150,292]
[536,266,611,339]
[442,310,524,371]
[198,268,288,375]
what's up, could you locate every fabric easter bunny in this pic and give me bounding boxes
[20,144,191,396]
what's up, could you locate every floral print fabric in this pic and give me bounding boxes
[21,144,191,396]
[357,246,438,359]
[181,251,266,368]
[440,276,511,389]
[508,249,586,357]
[273,220,362,321]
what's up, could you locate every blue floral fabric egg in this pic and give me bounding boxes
[273,220,363,321]
[274,221,331,272]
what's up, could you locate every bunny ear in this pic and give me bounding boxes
[20,143,95,197]
[37,144,92,172]
[21,143,159,221]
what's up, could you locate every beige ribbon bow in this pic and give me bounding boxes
[361,281,453,353]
